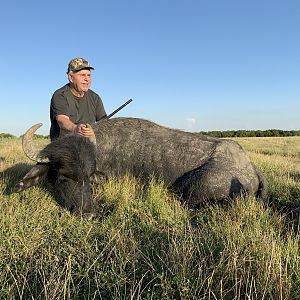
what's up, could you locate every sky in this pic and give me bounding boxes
[0,0,299,136]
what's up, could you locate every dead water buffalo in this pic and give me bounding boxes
[14,117,266,216]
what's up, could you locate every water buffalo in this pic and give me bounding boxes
[14,117,267,216]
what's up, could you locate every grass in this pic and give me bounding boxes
[0,136,300,299]
[234,137,300,206]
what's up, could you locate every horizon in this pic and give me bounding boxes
[1,126,299,138]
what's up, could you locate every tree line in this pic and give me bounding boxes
[0,133,48,139]
[200,129,300,138]
[1,129,300,139]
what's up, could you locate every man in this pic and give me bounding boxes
[50,57,107,141]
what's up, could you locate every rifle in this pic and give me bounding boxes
[106,99,133,119]
[86,99,132,127]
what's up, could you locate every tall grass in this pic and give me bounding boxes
[0,137,300,299]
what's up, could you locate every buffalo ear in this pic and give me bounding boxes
[90,170,107,184]
[13,164,49,192]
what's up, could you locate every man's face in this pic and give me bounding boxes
[69,69,92,94]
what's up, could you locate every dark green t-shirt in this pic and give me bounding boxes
[50,84,106,140]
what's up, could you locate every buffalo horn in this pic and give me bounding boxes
[22,123,50,163]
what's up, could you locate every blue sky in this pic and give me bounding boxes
[0,0,299,136]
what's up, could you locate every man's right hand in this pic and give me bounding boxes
[74,124,95,138]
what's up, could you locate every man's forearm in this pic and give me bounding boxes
[56,115,94,137]
[56,115,76,132]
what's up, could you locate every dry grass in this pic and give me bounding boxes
[0,136,300,299]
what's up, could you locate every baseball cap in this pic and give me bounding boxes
[67,57,94,73]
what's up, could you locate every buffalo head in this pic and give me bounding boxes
[14,123,100,218]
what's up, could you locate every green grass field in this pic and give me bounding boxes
[0,136,300,299]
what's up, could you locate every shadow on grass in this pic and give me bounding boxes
[291,172,300,182]
[1,163,33,194]
[267,193,300,232]
[1,163,62,212]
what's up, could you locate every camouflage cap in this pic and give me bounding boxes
[67,57,94,74]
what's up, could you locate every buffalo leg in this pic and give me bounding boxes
[171,160,257,206]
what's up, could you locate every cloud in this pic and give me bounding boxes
[185,118,197,130]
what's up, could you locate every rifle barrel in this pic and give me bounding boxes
[107,99,133,119]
